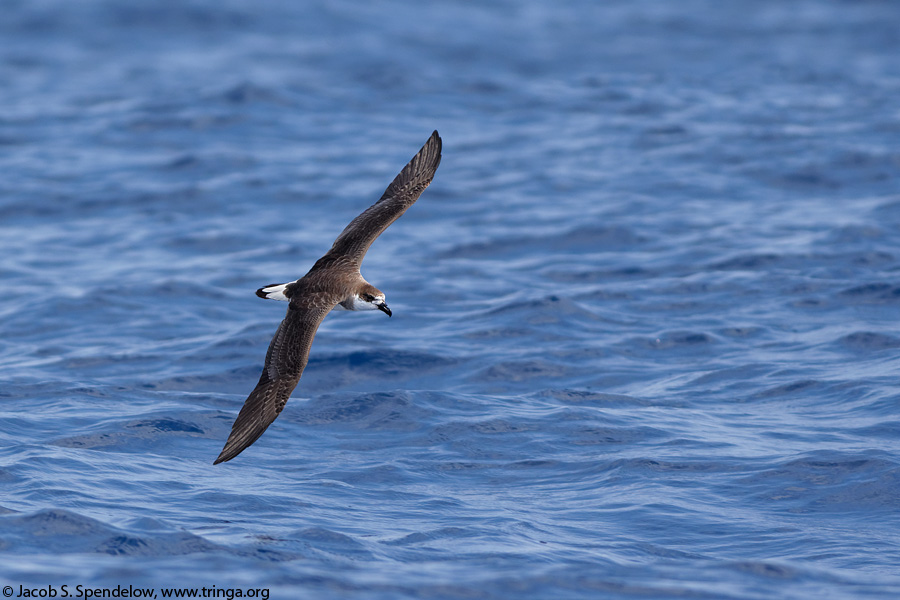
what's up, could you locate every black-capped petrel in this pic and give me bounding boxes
[214,131,442,464]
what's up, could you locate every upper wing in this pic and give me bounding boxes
[214,302,332,464]
[327,130,442,263]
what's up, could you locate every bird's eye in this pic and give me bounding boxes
[363,294,374,301]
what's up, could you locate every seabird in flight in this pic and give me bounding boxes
[214,131,442,464]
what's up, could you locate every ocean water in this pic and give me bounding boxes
[1,1,899,598]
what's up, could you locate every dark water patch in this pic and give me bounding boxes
[383,527,481,547]
[570,425,669,446]
[503,459,560,470]
[308,349,454,382]
[434,461,496,473]
[217,81,287,105]
[10,509,103,537]
[51,413,214,450]
[462,326,535,340]
[475,360,571,383]
[788,297,829,309]
[410,390,492,415]
[734,453,900,514]
[836,331,900,351]
[65,385,134,399]
[847,250,896,266]
[97,532,220,557]
[297,391,434,432]
[544,265,654,283]
[773,168,842,190]
[839,282,893,296]
[425,419,541,449]
[709,253,785,271]
[0,509,125,554]
[166,154,199,169]
[638,123,690,147]
[166,233,259,255]
[186,490,312,515]
[836,282,900,304]
[536,389,653,407]
[441,225,645,259]
[315,464,416,486]
[611,458,745,474]
[617,330,718,355]
[631,299,720,314]
[822,224,884,245]
[871,197,900,224]
[687,364,773,389]
[126,418,205,434]
[143,365,264,392]
[52,433,127,450]
[60,353,171,374]
[723,560,801,580]
[629,542,707,561]
[848,422,900,440]
[288,527,372,558]
[481,294,602,322]
[159,149,257,175]
[471,418,544,436]
[852,394,900,421]
[206,328,274,350]
[750,379,825,400]
[0,508,297,561]
[658,331,717,347]
[716,326,765,338]
[0,510,112,555]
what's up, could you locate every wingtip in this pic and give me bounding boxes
[214,432,252,464]
[213,448,231,465]
[213,446,239,465]
[214,432,249,464]
[424,130,442,169]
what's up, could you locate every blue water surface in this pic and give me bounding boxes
[1,1,900,598]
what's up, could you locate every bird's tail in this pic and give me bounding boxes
[256,282,292,301]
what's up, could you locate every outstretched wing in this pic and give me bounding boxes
[214,302,332,464]
[327,130,442,263]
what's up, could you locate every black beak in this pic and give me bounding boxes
[377,302,392,317]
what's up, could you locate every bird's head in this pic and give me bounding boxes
[357,285,391,317]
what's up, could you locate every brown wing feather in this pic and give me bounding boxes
[214,303,332,464]
[327,130,442,262]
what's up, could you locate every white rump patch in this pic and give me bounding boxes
[258,282,291,301]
